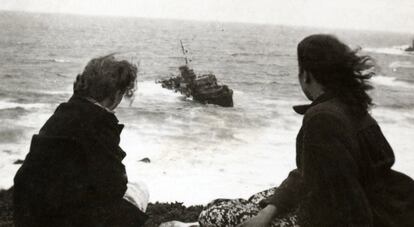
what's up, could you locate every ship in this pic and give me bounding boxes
[157,41,234,107]
[405,39,414,52]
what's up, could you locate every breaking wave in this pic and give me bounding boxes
[371,75,414,89]
[389,61,414,69]
[0,100,47,110]
[52,58,71,63]
[364,46,414,56]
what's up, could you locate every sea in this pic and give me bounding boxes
[0,11,413,205]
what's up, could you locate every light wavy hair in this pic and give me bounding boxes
[73,54,137,102]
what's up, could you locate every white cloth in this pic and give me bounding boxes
[123,181,150,212]
[159,221,200,227]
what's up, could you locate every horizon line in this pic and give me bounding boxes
[1,8,412,36]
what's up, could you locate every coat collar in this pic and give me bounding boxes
[293,92,336,115]
[68,95,121,126]
[84,97,116,114]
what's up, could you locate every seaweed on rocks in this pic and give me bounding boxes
[144,202,203,227]
[0,188,203,227]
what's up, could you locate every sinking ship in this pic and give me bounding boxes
[405,39,414,52]
[158,65,233,107]
[157,41,233,107]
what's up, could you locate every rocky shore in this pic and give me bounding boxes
[0,188,203,227]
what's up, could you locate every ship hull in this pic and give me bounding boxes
[192,86,233,107]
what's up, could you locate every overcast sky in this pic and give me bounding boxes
[1,0,413,33]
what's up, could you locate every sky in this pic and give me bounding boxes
[0,0,413,33]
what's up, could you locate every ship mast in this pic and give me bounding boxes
[180,40,189,65]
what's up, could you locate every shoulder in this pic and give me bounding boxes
[304,98,378,133]
[40,99,102,136]
[304,98,349,125]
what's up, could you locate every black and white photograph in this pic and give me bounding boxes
[0,0,414,226]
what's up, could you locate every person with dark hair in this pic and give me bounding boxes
[13,54,149,227]
[198,34,414,227]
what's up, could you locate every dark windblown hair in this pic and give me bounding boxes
[297,34,374,116]
[73,54,137,102]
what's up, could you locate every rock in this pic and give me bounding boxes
[405,46,414,52]
[13,159,24,165]
[139,157,151,163]
[2,150,12,155]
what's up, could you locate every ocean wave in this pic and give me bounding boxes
[232,81,280,86]
[231,52,266,57]
[379,103,414,110]
[52,58,71,63]
[0,107,29,118]
[21,58,73,64]
[12,89,71,99]
[0,100,47,110]
[389,61,414,69]
[38,90,72,95]
[2,74,13,79]
[230,52,292,58]
[0,127,26,143]
[234,59,256,64]
[363,46,414,56]
[371,75,414,89]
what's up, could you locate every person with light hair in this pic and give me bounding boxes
[13,54,149,227]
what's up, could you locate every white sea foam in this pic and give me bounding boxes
[372,107,414,127]
[372,107,414,175]
[117,105,414,205]
[0,158,21,190]
[125,81,184,106]
[122,122,298,205]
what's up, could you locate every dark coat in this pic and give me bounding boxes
[13,96,147,227]
[263,93,414,227]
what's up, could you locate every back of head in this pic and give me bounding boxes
[74,54,137,102]
[297,34,374,116]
